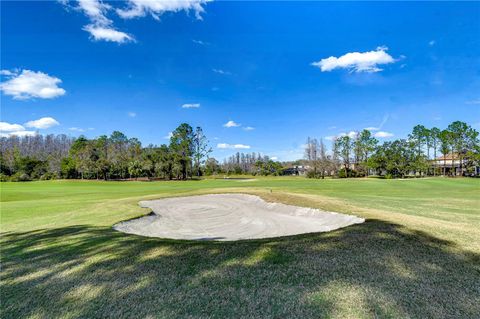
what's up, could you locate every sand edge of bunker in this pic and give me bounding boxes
[113,193,365,241]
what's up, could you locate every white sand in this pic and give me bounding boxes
[113,194,365,241]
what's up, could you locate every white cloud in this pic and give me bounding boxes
[0,122,25,132]
[212,68,231,75]
[311,46,396,73]
[373,131,394,138]
[164,132,173,139]
[223,120,240,128]
[71,0,134,43]
[326,131,357,141]
[364,127,380,131]
[0,69,66,100]
[83,25,134,43]
[270,156,278,161]
[24,117,60,129]
[182,103,200,109]
[243,126,255,131]
[217,143,251,149]
[69,127,85,132]
[65,0,210,43]
[116,0,209,20]
[77,0,110,24]
[0,130,38,138]
[429,40,436,46]
[0,70,14,76]
[128,112,137,117]
[339,131,358,139]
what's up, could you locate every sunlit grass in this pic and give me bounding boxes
[1,177,479,318]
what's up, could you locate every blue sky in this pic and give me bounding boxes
[1,1,479,160]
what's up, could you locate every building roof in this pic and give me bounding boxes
[435,152,460,161]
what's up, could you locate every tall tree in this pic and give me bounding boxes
[318,138,328,179]
[192,126,212,177]
[430,127,441,176]
[356,129,378,176]
[169,123,194,180]
[439,130,452,176]
[304,137,320,177]
[409,125,427,175]
[154,145,173,179]
[334,135,353,176]
[447,121,479,176]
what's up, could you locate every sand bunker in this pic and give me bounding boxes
[113,194,364,241]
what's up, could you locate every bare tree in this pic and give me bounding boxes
[192,126,212,177]
[304,137,320,177]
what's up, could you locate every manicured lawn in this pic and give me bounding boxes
[1,178,479,318]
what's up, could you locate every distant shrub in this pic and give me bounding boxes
[10,172,32,182]
[338,168,361,178]
[40,172,56,180]
[306,171,318,179]
[0,173,9,182]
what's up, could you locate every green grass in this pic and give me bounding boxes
[1,177,479,318]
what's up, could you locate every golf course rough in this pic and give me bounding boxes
[113,194,365,241]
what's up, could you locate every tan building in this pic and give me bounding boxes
[432,152,479,176]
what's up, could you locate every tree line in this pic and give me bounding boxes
[219,152,283,176]
[2,120,478,181]
[304,121,479,178]
[0,123,212,181]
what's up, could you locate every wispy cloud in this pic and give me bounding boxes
[128,112,137,117]
[243,126,255,131]
[327,126,394,140]
[164,132,173,139]
[24,117,60,129]
[69,127,94,132]
[325,131,358,141]
[217,143,251,149]
[63,0,210,43]
[466,99,480,105]
[212,68,232,75]
[182,103,200,109]
[429,40,436,46]
[75,0,134,43]
[83,25,134,43]
[192,39,209,46]
[0,69,66,100]
[311,46,397,73]
[223,120,240,128]
[364,114,389,131]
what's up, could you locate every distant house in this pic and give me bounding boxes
[432,152,479,176]
[282,165,309,176]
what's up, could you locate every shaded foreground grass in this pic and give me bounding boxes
[2,221,479,318]
[1,178,480,318]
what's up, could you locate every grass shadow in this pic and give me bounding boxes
[1,220,479,318]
